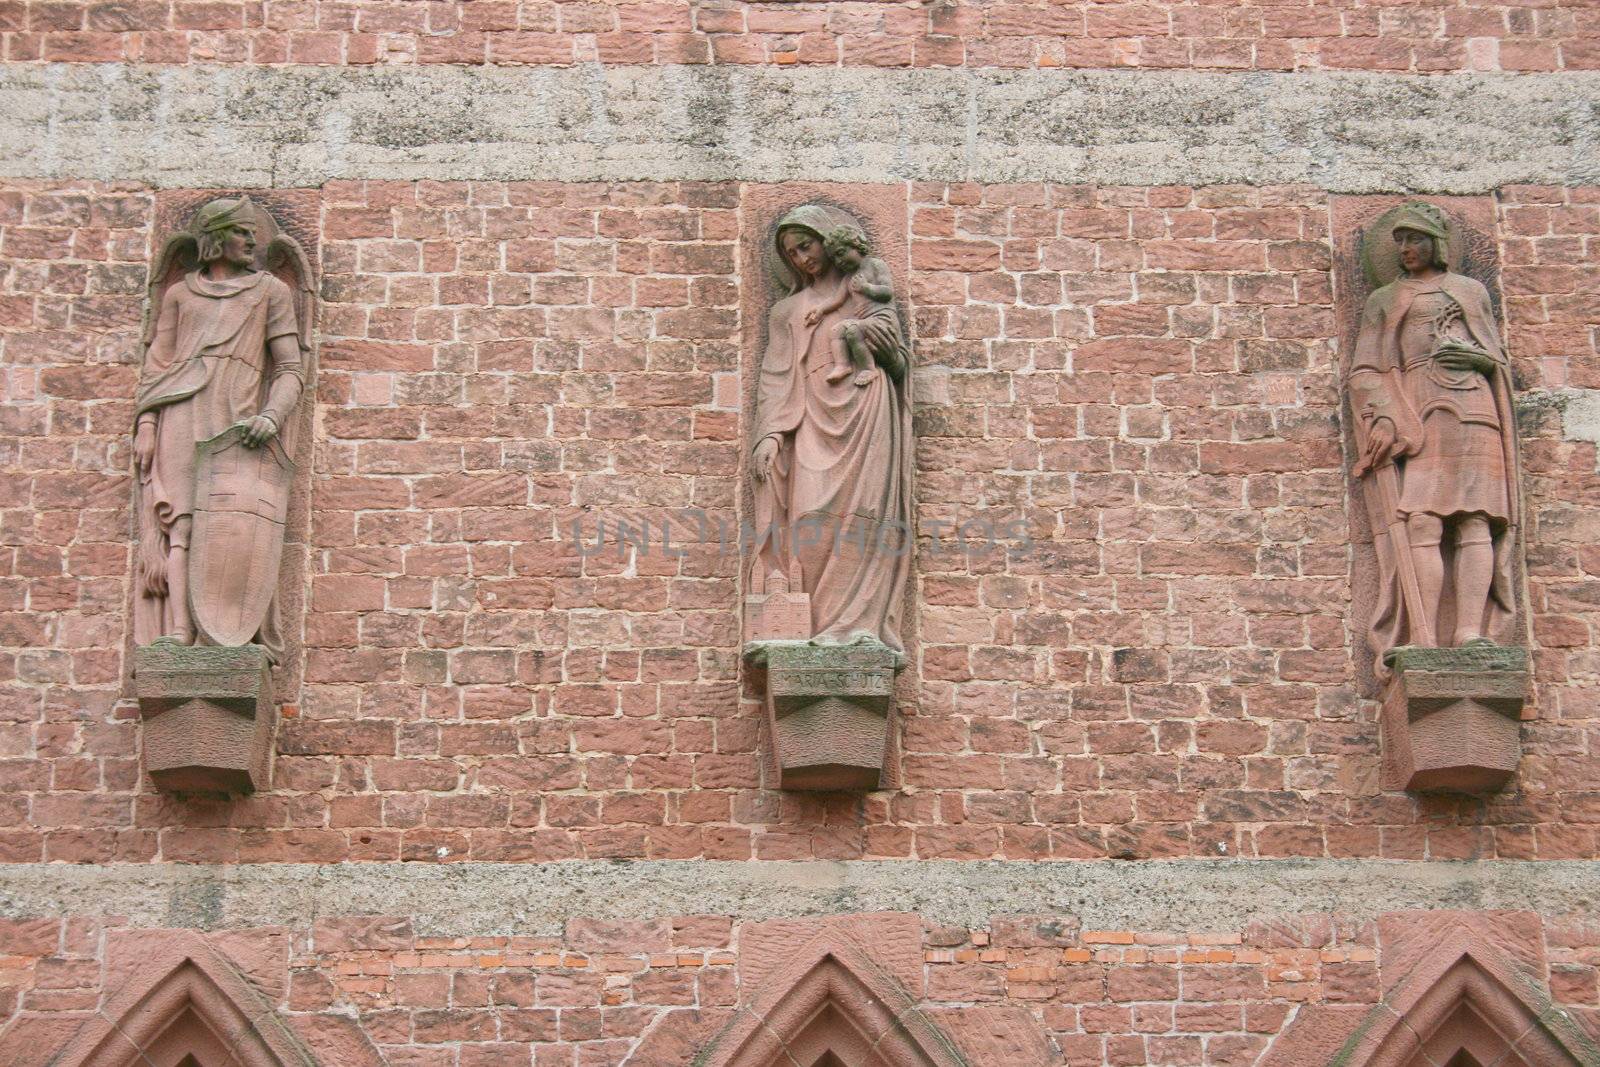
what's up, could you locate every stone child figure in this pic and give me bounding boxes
[1348,202,1521,668]
[133,197,312,661]
[801,226,899,387]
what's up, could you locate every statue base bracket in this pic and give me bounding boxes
[1380,644,1527,795]
[746,640,901,792]
[135,640,276,794]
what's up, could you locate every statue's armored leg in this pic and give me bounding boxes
[166,515,196,644]
[1453,514,1494,645]
[1405,513,1444,647]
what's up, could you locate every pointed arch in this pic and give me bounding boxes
[692,927,968,1067]
[1343,924,1598,1067]
[1260,915,1600,1067]
[36,931,314,1067]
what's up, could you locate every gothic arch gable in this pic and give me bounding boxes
[627,916,1056,1067]
[1260,913,1600,1067]
[693,927,967,1067]
[9,930,315,1067]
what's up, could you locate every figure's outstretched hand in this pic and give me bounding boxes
[134,420,156,477]
[803,307,823,327]
[240,414,279,448]
[752,437,779,483]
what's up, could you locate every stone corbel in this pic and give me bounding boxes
[744,638,901,792]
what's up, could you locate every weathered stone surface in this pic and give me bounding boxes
[2,65,1597,191]
[134,197,311,661]
[1381,644,1528,794]
[1386,643,1530,676]
[5,860,1600,937]
[756,641,899,791]
[135,640,276,793]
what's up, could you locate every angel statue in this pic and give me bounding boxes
[133,197,315,661]
[1347,201,1521,674]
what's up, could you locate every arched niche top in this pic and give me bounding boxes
[697,926,965,1067]
[1262,912,1600,1067]
[0,930,313,1067]
[628,917,1056,1067]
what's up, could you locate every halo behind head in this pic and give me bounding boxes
[767,203,868,294]
[1361,201,1460,287]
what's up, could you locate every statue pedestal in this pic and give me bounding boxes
[1380,644,1527,794]
[747,640,899,792]
[135,640,276,794]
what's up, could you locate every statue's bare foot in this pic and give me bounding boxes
[852,369,875,386]
[824,365,852,383]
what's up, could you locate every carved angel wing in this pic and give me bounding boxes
[264,232,316,355]
[142,231,197,351]
[263,231,317,456]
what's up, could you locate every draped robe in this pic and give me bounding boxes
[750,212,913,654]
[133,270,302,654]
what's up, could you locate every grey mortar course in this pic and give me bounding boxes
[1,64,1597,191]
[1,860,1597,936]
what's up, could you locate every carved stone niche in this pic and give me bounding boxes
[129,191,318,794]
[1334,197,1530,794]
[740,187,914,791]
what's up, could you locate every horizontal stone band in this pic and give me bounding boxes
[1,64,1597,191]
[1,860,1595,935]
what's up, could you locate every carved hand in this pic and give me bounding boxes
[134,420,156,476]
[752,437,779,483]
[240,414,279,448]
[138,541,167,597]
[803,307,823,327]
[1356,421,1401,477]
[1435,344,1496,375]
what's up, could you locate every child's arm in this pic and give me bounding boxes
[803,283,852,325]
[851,258,895,302]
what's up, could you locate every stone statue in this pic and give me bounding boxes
[1345,200,1527,794]
[744,203,913,792]
[133,197,312,661]
[1347,201,1521,665]
[747,204,912,654]
[131,196,315,793]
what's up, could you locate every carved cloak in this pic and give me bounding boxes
[1348,271,1521,668]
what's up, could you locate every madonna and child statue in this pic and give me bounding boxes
[742,204,913,791]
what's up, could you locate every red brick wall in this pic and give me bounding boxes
[2,178,1599,865]
[1,0,1594,72]
[1,911,1596,1065]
